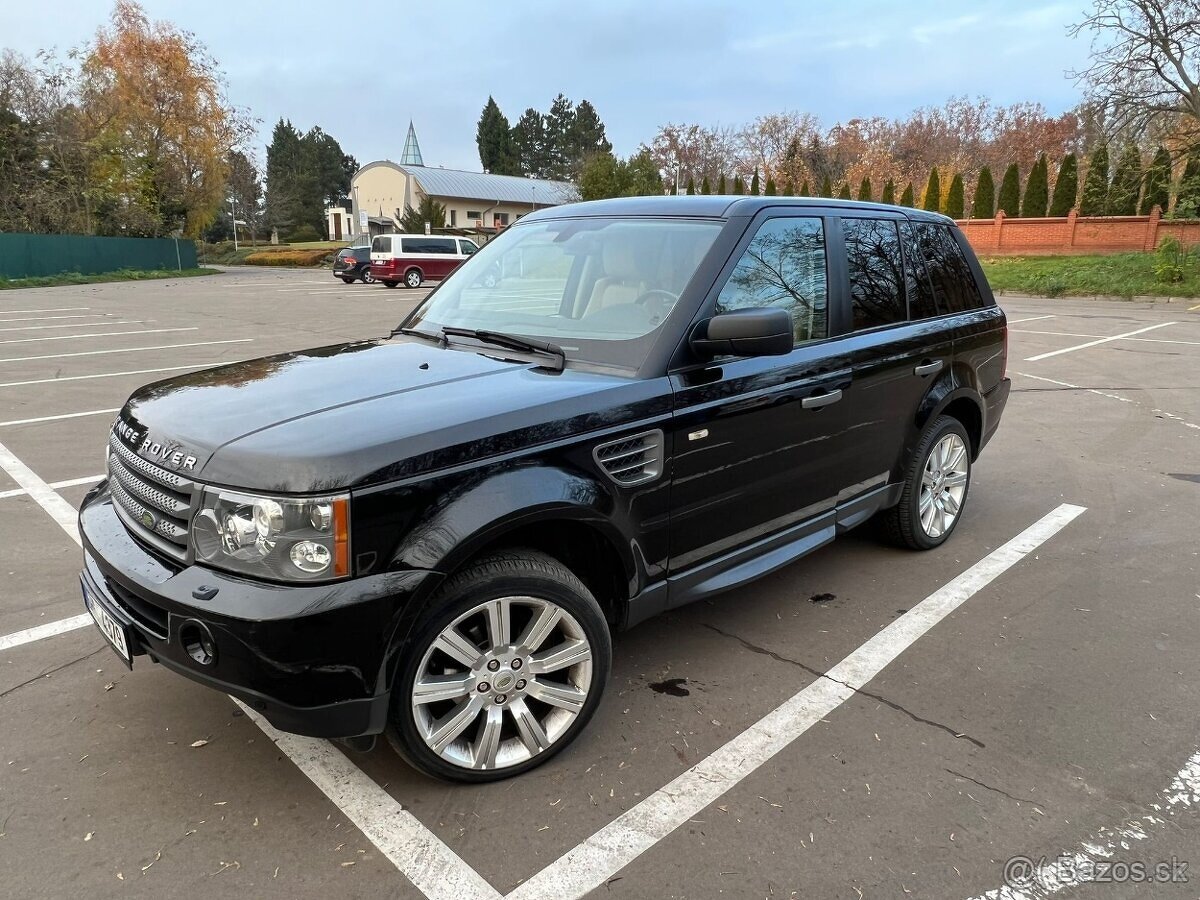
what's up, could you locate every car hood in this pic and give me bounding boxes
[118,337,667,493]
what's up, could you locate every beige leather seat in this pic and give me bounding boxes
[585,236,648,316]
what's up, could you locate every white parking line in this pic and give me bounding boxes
[508,503,1087,900]
[0,614,93,652]
[965,748,1200,899]
[0,338,250,365]
[0,408,119,428]
[1006,314,1056,324]
[0,474,103,499]
[238,702,502,900]
[0,307,92,314]
[1025,322,1177,361]
[0,327,197,346]
[0,363,208,389]
[0,439,82,544]
[0,314,108,324]
[0,320,141,334]
[1013,328,1200,347]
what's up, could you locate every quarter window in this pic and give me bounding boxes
[715,217,828,343]
[842,218,905,330]
[912,222,985,314]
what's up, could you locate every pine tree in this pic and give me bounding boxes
[511,108,549,178]
[700,175,711,195]
[750,168,760,195]
[475,96,517,175]
[542,93,577,180]
[1108,145,1142,215]
[899,182,915,206]
[820,176,833,197]
[972,167,995,218]
[764,176,777,196]
[732,175,745,194]
[1079,145,1109,216]
[799,180,811,196]
[838,182,852,200]
[997,163,1021,216]
[1140,146,1171,214]
[565,99,611,176]
[881,179,896,204]
[1048,154,1078,216]
[945,173,965,218]
[1021,153,1049,217]
[922,167,941,212]
[1175,152,1200,216]
[717,173,727,194]
[857,177,872,202]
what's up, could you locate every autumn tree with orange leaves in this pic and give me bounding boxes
[79,1,250,237]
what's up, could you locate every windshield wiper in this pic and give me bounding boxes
[439,327,566,371]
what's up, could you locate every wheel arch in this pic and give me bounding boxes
[915,377,985,459]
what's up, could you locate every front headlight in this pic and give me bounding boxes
[191,488,350,581]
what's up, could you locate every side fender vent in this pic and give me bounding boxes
[593,429,664,486]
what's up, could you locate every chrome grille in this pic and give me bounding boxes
[107,431,195,559]
[593,429,664,486]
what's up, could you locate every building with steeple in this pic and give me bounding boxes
[327,121,576,243]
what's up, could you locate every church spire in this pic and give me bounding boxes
[401,121,424,166]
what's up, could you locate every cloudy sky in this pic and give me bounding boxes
[3,0,1093,171]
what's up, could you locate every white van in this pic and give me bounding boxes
[369,234,479,288]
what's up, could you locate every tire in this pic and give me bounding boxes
[382,280,398,288]
[404,268,423,289]
[386,549,611,783]
[880,415,972,551]
[361,269,375,284]
[341,276,354,284]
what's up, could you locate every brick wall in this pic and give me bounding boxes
[956,207,1200,256]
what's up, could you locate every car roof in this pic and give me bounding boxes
[522,195,955,225]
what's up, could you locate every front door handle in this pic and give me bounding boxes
[802,389,843,409]
[914,360,944,377]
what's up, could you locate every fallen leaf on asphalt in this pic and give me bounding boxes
[341,861,355,867]
[84,832,94,841]
[190,740,208,748]
[116,872,124,881]
[104,683,115,692]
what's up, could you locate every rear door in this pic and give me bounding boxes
[668,213,855,582]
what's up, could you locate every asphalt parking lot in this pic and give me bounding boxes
[1,267,1198,899]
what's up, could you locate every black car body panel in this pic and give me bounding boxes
[80,197,1010,739]
[332,245,371,280]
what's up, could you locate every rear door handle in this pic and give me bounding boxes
[802,389,843,409]
[914,360,944,377]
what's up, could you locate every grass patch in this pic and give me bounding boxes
[980,252,1200,299]
[0,267,219,290]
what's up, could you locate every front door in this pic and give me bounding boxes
[668,214,852,585]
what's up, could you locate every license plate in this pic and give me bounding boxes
[84,584,131,666]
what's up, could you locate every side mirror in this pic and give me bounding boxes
[690,307,794,358]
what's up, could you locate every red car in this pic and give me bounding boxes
[370,234,478,288]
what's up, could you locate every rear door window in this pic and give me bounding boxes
[912,222,985,314]
[715,216,828,343]
[899,221,938,319]
[842,218,905,330]
[401,238,457,254]
[371,236,391,254]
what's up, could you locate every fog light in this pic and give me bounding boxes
[180,621,217,667]
[290,540,331,574]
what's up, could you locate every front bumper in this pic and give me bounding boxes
[78,482,440,738]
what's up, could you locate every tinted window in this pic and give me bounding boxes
[912,223,985,314]
[900,221,938,319]
[401,237,457,254]
[842,219,905,330]
[716,217,827,343]
[371,236,391,254]
[459,240,478,255]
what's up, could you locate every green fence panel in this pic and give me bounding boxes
[0,233,198,279]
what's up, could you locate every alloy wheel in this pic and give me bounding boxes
[918,433,968,538]
[411,596,593,771]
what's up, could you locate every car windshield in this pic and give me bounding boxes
[401,217,722,369]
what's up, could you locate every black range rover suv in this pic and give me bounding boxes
[79,197,1009,781]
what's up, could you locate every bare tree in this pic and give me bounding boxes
[1070,0,1200,145]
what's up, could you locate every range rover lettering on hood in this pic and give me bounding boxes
[115,417,198,471]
